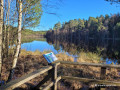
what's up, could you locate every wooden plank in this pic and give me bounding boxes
[43,82,54,90]
[60,61,120,68]
[56,76,62,83]
[42,76,61,90]
[0,66,53,90]
[33,70,53,89]
[62,76,120,86]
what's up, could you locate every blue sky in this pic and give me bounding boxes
[31,0,120,31]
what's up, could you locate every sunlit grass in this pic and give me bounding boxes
[77,51,101,63]
[20,50,74,62]
[20,49,52,56]
[56,53,74,62]
[20,49,100,63]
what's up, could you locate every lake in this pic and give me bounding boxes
[21,38,120,65]
[21,40,77,59]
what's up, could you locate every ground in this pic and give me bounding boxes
[1,50,120,90]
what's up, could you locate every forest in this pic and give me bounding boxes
[46,13,120,65]
[46,14,120,42]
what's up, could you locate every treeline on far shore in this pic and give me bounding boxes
[22,29,47,38]
[8,26,47,46]
[46,13,120,41]
[9,26,47,39]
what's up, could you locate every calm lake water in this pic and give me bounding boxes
[21,39,119,65]
[21,41,77,58]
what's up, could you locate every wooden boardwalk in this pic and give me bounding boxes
[0,61,120,90]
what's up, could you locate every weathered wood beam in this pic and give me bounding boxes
[42,76,61,90]
[34,68,53,90]
[43,82,53,90]
[60,61,120,68]
[62,76,120,86]
[0,66,53,90]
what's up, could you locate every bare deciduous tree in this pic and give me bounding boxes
[0,0,3,78]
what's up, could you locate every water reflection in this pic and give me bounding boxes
[105,58,118,64]
[21,38,120,65]
[21,41,58,54]
[47,38,120,64]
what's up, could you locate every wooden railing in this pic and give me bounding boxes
[0,61,120,90]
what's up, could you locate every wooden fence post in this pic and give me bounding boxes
[51,63,59,90]
[100,67,106,90]
[100,67,106,80]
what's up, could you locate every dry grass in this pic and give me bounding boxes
[56,53,74,62]
[77,51,101,63]
[1,50,120,90]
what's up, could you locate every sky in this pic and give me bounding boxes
[31,0,120,31]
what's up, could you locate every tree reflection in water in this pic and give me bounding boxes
[46,38,120,64]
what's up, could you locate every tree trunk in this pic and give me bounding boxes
[0,0,3,77]
[7,0,22,82]
[3,4,8,59]
[12,0,22,70]
[6,0,11,58]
